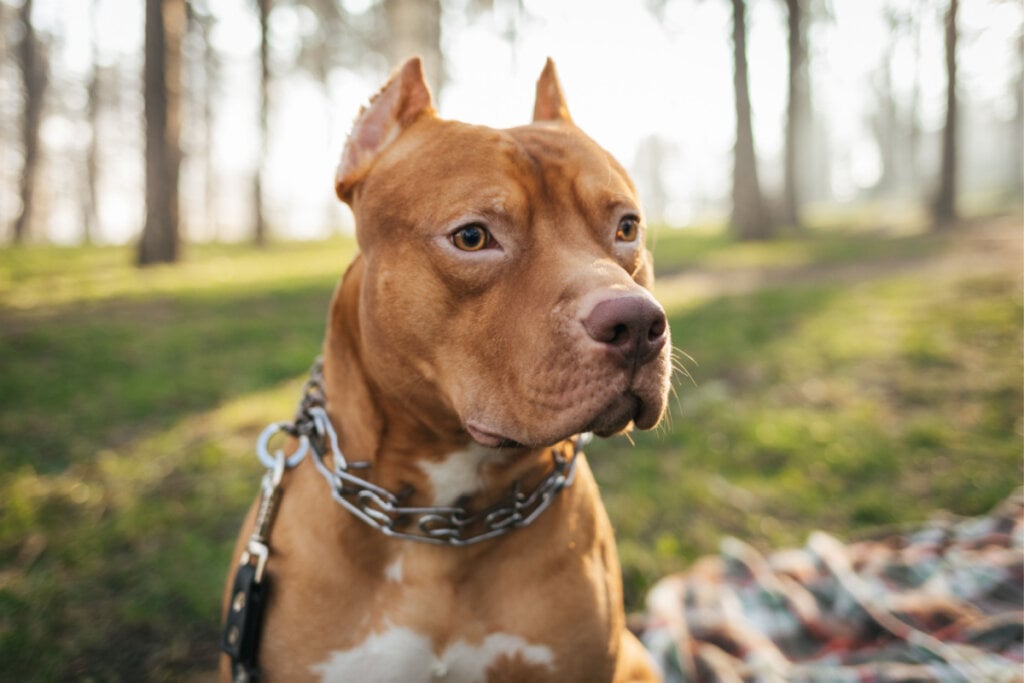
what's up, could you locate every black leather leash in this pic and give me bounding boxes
[221,562,269,682]
[221,450,285,682]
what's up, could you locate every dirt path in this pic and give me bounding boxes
[654,215,1022,303]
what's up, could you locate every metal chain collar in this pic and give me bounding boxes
[255,357,588,547]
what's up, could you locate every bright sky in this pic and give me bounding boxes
[21,0,1023,243]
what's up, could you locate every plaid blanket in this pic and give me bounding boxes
[643,490,1024,682]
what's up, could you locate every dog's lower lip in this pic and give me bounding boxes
[586,394,641,437]
[466,424,524,449]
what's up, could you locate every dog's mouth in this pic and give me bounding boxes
[466,391,651,449]
[466,423,527,449]
[587,393,642,438]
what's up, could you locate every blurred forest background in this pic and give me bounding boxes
[0,0,1021,680]
[1,0,1021,249]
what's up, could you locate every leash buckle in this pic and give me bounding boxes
[240,449,286,582]
[241,539,270,584]
[222,450,289,679]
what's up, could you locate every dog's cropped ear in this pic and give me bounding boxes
[532,58,573,124]
[335,57,435,203]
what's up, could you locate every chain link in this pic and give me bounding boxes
[255,357,588,546]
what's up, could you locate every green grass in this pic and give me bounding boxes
[648,221,945,276]
[0,239,355,680]
[1,218,1021,680]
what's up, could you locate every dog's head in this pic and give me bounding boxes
[334,58,671,449]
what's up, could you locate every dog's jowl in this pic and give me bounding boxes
[221,58,671,683]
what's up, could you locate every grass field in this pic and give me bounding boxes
[1,213,1021,681]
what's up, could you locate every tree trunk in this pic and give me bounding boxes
[932,0,958,228]
[83,0,102,244]
[873,12,897,197]
[782,0,803,229]
[908,12,923,194]
[201,9,220,241]
[1011,27,1023,198]
[139,0,185,266]
[185,1,220,241]
[730,0,771,240]
[13,0,47,245]
[254,0,269,246]
[384,0,444,95]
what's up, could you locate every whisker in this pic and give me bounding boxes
[669,345,698,388]
[672,345,698,366]
[669,387,684,418]
[660,409,674,433]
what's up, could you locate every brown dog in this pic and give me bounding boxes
[221,57,670,683]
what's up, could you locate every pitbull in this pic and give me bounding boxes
[222,57,671,683]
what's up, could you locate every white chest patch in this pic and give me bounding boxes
[310,625,555,683]
[417,445,508,506]
[383,556,403,582]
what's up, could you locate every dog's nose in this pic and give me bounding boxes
[583,294,668,365]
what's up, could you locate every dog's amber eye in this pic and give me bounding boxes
[616,215,640,242]
[452,224,491,251]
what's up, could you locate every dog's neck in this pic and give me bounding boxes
[320,254,565,512]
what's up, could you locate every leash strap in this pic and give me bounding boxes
[221,562,268,682]
[221,453,284,682]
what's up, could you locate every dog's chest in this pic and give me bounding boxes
[309,625,555,683]
[304,545,559,681]
[253,457,620,683]
[267,530,564,682]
